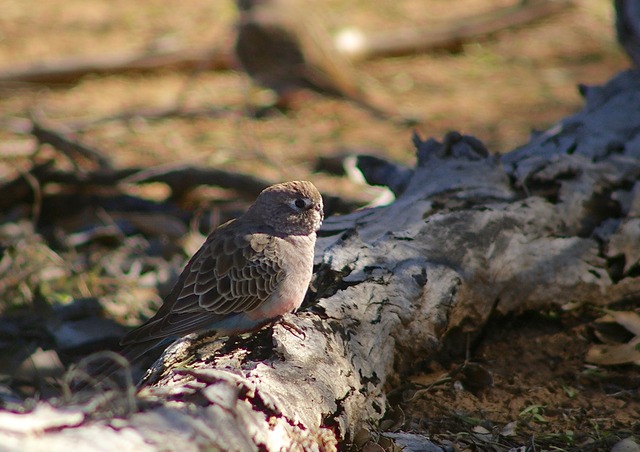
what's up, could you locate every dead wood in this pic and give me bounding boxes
[336,0,575,60]
[12,116,271,198]
[0,47,232,85]
[615,0,640,67]
[0,163,269,211]
[30,116,112,170]
[119,164,272,200]
[1,69,639,450]
[0,162,359,221]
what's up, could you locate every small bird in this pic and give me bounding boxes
[118,180,324,367]
[234,0,416,124]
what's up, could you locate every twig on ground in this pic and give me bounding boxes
[29,113,112,170]
[0,47,232,85]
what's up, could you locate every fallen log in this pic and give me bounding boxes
[1,69,639,450]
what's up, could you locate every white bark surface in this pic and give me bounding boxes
[2,70,640,451]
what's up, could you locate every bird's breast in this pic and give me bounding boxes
[246,233,315,321]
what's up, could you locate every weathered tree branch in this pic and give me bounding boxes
[0,47,232,84]
[30,115,113,170]
[2,70,640,450]
[337,0,575,60]
[0,162,359,218]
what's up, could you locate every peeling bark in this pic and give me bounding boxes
[2,70,640,451]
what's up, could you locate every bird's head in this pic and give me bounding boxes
[247,180,324,236]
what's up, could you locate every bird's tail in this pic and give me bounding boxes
[64,341,163,396]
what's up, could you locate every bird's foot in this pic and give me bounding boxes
[277,313,306,340]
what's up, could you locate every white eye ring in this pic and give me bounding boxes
[289,197,310,211]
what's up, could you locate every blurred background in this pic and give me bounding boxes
[0,0,628,193]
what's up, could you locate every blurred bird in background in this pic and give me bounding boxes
[234,0,418,124]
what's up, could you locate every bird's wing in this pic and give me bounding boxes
[177,229,284,314]
[120,225,285,345]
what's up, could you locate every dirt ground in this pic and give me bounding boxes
[394,308,640,450]
[0,0,638,450]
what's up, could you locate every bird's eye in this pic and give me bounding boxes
[289,198,310,211]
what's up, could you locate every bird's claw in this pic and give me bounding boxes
[278,314,306,340]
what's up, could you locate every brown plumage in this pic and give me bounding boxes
[234,0,417,124]
[119,180,324,365]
